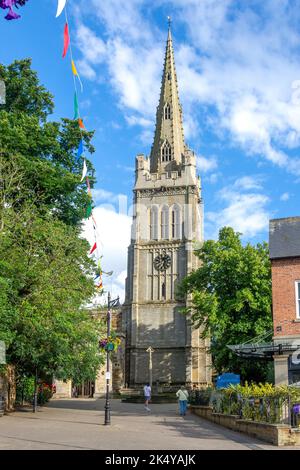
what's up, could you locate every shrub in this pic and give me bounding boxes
[38,383,53,405]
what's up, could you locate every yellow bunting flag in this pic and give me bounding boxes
[72,60,83,92]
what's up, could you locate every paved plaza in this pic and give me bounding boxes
[0,398,297,450]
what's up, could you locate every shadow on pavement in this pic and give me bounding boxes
[155,414,268,449]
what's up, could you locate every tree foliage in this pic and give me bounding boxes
[0,60,104,385]
[0,59,96,226]
[180,227,273,382]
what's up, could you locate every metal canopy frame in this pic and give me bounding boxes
[227,330,300,360]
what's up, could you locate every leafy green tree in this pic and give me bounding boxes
[180,227,273,382]
[0,195,104,382]
[0,60,105,388]
[0,59,95,226]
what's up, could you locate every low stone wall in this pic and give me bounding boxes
[191,405,300,446]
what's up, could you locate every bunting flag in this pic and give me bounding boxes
[92,214,97,228]
[77,139,84,159]
[90,242,97,255]
[86,177,92,196]
[71,60,83,92]
[56,0,67,17]
[78,118,85,129]
[85,201,93,219]
[94,275,103,290]
[56,1,104,276]
[81,159,87,182]
[62,22,70,58]
[74,93,79,119]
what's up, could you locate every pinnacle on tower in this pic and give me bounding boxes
[150,21,186,173]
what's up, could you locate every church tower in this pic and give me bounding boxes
[123,25,212,388]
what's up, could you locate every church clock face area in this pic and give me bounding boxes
[154,253,172,272]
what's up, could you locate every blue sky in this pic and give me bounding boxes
[1,0,300,298]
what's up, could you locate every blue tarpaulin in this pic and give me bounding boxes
[216,373,240,389]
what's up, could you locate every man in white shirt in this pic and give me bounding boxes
[144,383,151,412]
[176,386,189,416]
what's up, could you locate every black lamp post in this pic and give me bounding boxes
[104,292,120,426]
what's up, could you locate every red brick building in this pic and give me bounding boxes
[270,217,300,385]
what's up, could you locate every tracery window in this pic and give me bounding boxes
[161,141,172,162]
[150,206,158,240]
[161,206,169,239]
[164,103,171,120]
[172,205,181,239]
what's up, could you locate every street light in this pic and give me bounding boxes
[104,291,120,426]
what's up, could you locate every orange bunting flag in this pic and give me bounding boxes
[62,23,70,58]
[72,60,83,92]
[78,118,85,129]
[90,243,97,255]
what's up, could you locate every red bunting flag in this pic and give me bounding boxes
[62,23,70,58]
[90,243,97,255]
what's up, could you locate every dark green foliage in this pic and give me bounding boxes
[0,59,104,387]
[180,227,272,382]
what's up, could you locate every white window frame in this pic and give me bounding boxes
[296,281,300,319]
[164,103,171,120]
[161,141,172,162]
[172,205,181,239]
[150,206,158,240]
[161,206,169,240]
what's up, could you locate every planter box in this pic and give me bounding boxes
[190,405,298,446]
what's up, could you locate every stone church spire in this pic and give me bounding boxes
[150,23,186,173]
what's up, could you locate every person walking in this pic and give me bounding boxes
[144,383,151,412]
[176,385,189,416]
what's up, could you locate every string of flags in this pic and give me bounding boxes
[2,0,105,292]
[56,0,104,291]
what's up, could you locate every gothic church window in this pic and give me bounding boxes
[161,206,169,239]
[150,206,158,240]
[162,282,166,299]
[164,103,171,120]
[161,141,172,162]
[172,205,181,239]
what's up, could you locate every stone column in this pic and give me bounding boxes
[274,355,289,385]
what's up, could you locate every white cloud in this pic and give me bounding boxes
[126,115,153,128]
[280,192,290,201]
[197,155,218,173]
[204,172,220,184]
[233,176,263,191]
[76,23,107,77]
[82,206,132,302]
[206,182,270,239]
[92,188,127,205]
[74,0,300,176]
